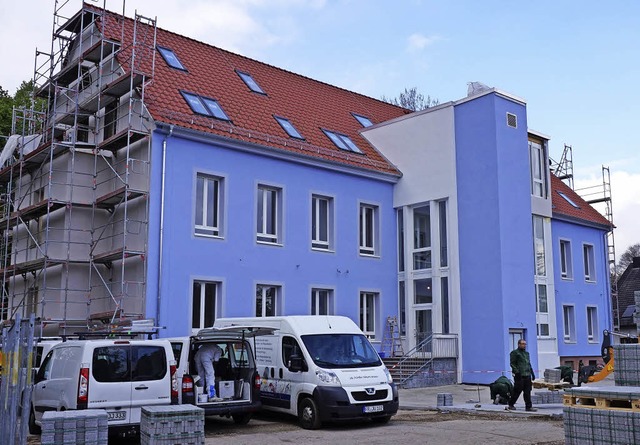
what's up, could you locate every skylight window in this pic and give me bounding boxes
[237,70,265,94]
[352,113,373,127]
[558,191,580,208]
[157,46,186,71]
[181,91,230,121]
[275,116,303,139]
[322,129,362,153]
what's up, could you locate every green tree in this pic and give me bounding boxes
[0,81,47,149]
[381,87,439,111]
[0,85,12,148]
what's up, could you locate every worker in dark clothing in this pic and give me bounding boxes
[490,376,513,404]
[555,365,575,386]
[508,339,537,412]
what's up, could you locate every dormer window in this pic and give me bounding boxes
[274,116,303,139]
[157,46,186,71]
[237,70,265,95]
[322,129,362,153]
[558,191,580,208]
[181,91,230,121]
[352,113,373,127]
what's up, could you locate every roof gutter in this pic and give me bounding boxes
[157,124,174,327]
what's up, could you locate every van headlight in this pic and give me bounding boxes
[316,368,341,385]
[384,366,393,384]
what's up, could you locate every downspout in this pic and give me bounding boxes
[157,125,173,328]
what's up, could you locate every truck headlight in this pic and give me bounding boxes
[384,366,393,384]
[316,368,341,385]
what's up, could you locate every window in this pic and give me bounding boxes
[192,281,218,330]
[398,281,406,336]
[533,216,546,276]
[311,288,333,315]
[414,278,432,304]
[529,140,546,198]
[275,116,303,139]
[195,174,223,237]
[257,185,282,244]
[438,200,448,267]
[441,277,449,334]
[181,91,230,120]
[397,209,405,272]
[157,46,186,70]
[236,70,265,94]
[256,285,280,317]
[560,240,573,279]
[583,244,596,281]
[563,305,576,342]
[352,113,373,127]
[413,205,431,270]
[311,194,333,250]
[359,203,379,256]
[359,292,377,337]
[322,129,362,153]
[282,336,305,370]
[558,191,580,208]
[587,307,598,342]
[104,101,118,140]
[536,284,549,337]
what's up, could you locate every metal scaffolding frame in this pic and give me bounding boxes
[0,0,155,331]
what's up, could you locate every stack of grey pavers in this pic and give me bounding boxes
[140,405,205,445]
[40,410,108,445]
[543,368,562,383]
[530,391,563,404]
[563,344,640,444]
[436,393,453,407]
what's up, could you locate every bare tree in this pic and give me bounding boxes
[617,243,640,275]
[381,87,439,111]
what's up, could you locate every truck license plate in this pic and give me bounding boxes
[363,405,384,413]
[107,411,126,421]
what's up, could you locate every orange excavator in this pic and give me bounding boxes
[577,329,639,386]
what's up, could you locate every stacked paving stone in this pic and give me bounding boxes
[436,393,453,407]
[40,410,108,445]
[140,405,205,445]
[613,344,640,386]
[530,391,563,404]
[543,368,562,384]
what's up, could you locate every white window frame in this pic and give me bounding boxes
[311,288,334,315]
[311,194,333,251]
[192,280,219,331]
[256,284,281,317]
[529,140,546,198]
[563,305,576,342]
[257,184,282,244]
[533,215,546,276]
[535,284,550,338]
[359,291,378,338]
[560,239,573,280]
[583,243,596,282]
[587,306,598,343]
[412,204,432,270]
[195,173,223,237]
[359,203,379,256]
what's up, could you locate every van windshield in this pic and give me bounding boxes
[301,334,381,369]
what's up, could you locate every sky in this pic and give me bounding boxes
[1,0,638,257]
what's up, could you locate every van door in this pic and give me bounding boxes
[89,345,132,425]
[129,344,171,423]
[276,335,307,410]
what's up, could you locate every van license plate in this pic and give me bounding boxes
[107,411,126,421]
[363,405,384,413]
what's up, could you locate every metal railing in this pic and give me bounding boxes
[393,333,458,386]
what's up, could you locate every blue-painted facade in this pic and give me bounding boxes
[552,219,611,361]
[454,93,538,384]
[146,129,399,339]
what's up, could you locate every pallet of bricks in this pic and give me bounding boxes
[40,410,108,445]
[140,405,205,445]
[563,344,640,445]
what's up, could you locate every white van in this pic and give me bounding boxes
[214,316,399,429]
[30,339,177,438]
[168,326,273,425]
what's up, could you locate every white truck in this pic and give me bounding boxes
[214,316,399,429]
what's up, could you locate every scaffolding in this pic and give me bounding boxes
[0,0,155,331]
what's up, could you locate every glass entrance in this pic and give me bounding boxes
[415,309,432,353]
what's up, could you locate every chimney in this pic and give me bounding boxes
[632,257,640,268]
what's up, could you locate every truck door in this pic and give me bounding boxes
[279,335,307,410]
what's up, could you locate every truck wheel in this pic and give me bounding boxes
[232,413,252,425]
[298,397,321,430]
[29,406,41,435]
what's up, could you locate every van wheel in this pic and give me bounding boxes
[28,406,41,435]
[298,397,321,430]
[232,413,252,425]
[371,415,391,425]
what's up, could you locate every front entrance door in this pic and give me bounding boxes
[415,309,432,353]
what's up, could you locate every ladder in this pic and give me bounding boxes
[381,316,404,357]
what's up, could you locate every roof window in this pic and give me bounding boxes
[322,129,362,153]
[237,70,265,94]
[558,191,580,208]
[157,46,186,71]
[181,91,230,121]
[275,116,303,139]
[352,113,373,127]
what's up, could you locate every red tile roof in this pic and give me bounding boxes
[94,7,408,176]
[550,173,612,229]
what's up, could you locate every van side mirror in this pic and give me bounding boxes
[288,355,304,373]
